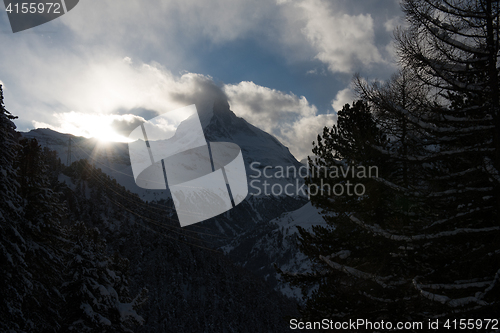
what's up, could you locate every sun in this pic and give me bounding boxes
[55,111,135,143]
[93,129,131,143]
[82,117,131,143]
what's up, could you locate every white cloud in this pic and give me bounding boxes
[47,59,189,114]
[279,0,385,73]
[224,81,335,159]
[306,68,327,76]
[331,87,356,112]
[55,0,396,73]
[383,16,407,64]
[384,16,402,33]
[280,113,336,160]
[224,81,317,132]
[1,47,227,123]
[61,0,278,49]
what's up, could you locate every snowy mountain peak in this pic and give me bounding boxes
[201,100,299,170]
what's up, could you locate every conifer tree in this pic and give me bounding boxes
[392,0,500,315]
[62,221,146,332]
[0,85,31,331]
[13,138,67,331]
[282,0,500,323]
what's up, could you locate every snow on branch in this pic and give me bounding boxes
[373,175,491,198]
[424,59,485,91]
[278,268,330,279]
[430,27,487,55]
[413,277,492,308]
[432,1,488,19]
[417,281,493,290]
[349,214,500,242]
[360,292,394,303]
[372,176,420,195]
[371,143,494,162]
[433,167,479,180]
[425,206,494,229]
[426,186,492,197]
[415,3,485,46]
[318,255,402,288]
[360,291,418,303]
[326,250,351,260]
[475,268,500,300]
[483,157,500,185]
[428,17,486,39]
[392,104,494,134]
[440,113,492,122]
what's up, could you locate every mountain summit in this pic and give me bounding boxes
[203,99,299,168]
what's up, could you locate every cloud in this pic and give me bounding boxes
[170,73,228,112]
[306,68,327,76]
[384,16,403,33]
[383,16,407,64]
[224,81,335,159]
[110,114,147,136]
[0,48,229,124]
[55,0,397,74]
[224,81,316,130]
[332,87,356,112]
[60,0,279,55]
[278,0,385,73]
[278,113,336,161]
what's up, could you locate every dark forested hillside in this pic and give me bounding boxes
[62,159,300,332]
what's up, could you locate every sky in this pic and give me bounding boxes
[0,0,403,160]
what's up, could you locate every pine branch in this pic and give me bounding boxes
[349,214,500,241]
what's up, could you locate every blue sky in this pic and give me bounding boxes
[0,0,403,159]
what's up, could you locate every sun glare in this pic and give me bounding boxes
[52,111,135,143]
[80,116,131,143]
[93,129,132,143]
